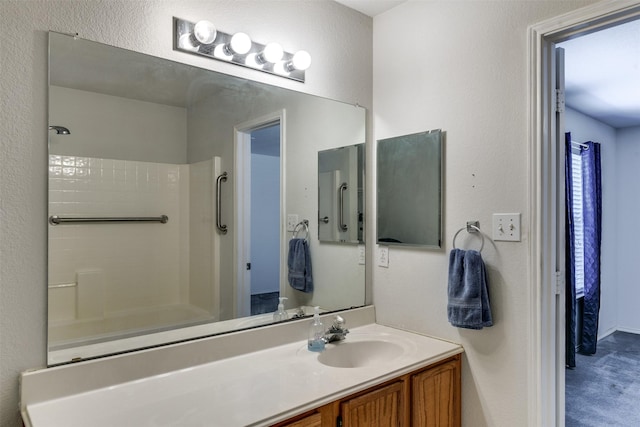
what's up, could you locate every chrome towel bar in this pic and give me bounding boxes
[49,215,169,225]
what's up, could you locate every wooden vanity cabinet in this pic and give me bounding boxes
[275,355,460,427]
[340,380,405,426]
[410,357,461,427]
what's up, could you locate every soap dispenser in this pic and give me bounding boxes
[307,306,326,352]
[273,297,289,322]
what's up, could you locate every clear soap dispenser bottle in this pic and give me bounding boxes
[273,297,289,322]
[308,306,326,352]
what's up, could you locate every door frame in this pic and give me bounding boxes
[528,1,640,425]
[233,110,286,318]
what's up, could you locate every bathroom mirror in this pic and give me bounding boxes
[47,32,366,365]
[318,143,365,243]
[376,129,442,248]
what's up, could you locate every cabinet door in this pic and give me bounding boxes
[411,358,461,427]
[340,381,404,427]
[280,412,322,427]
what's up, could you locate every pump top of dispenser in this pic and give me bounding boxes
[273,297,289,322]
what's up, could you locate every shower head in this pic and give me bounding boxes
[49,125,71,135]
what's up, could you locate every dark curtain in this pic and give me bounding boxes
[565,133,602,367]
[580,141,602,355]
[565,133,577,368]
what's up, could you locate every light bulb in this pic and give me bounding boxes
[178,33,200,51]
[229,32,252,55]
[260,43,284,63]
[245,53,264,68]
[273,61,290,76]
[213,44,233,60]
[193,20,217,45]
[291,50,311,71]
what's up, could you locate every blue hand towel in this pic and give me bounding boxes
[447,248,493,329]
[288,238,313,293]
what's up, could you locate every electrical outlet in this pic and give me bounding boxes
[286,214,299,232]
[358,245,366,265]
[492,213,521,241]
[378,246,389,268]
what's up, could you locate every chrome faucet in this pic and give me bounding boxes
[324,315,349,343]
[292,307,306,319]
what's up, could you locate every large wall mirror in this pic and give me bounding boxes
[376,129,442,248]
[47,32,366,365]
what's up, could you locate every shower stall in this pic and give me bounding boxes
[47,154,224,351]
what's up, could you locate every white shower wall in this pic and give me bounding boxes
[48,156,190,321]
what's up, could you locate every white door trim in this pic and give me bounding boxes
[233,110,286,318]
[528,1,640,425]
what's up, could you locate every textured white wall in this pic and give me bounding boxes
[0,1,371,425]
[565,107,618,339]
[372,2,597,426]
[615,125,640,334]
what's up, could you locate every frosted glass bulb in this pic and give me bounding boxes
[244,53,263,68]
[291,50,311,71]
[213,44,232,60]
[262,43,284,63]
[193,20,217,45]
[230,32,252,55]
[178,33,199,51]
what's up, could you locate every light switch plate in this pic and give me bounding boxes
[492,213,521,241]
[286,214,299,232]
[378,246,389,268]
[358,245,366,265]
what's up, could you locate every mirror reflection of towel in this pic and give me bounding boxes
[288,238,313,293]
[447,248,493,329]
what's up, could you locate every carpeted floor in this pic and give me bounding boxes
[566,331,640,426]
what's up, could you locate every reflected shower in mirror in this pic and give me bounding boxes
[318,143,365,243]
[47,32,366,365]
[376,129,442,248]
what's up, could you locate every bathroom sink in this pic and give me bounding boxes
[317,340,404,368]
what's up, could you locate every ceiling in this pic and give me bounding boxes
[560,18,640,129]
[335,0,406,17]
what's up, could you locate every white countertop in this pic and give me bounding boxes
[22,313,462,426]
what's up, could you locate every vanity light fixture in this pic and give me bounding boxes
[174,17,310,82]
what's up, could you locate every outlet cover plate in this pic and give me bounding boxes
[378,246,389,268]
[492,213,521,241]
[287,214,299,232]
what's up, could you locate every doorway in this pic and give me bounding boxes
[234,111,286,319]
[530,3,640,426]
[249,124,281,315]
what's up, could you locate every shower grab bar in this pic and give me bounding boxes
[216,172,228,234]
[338,182,348,232]
[49,215,168,225]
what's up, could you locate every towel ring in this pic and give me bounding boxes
[293,220,309,240]
[452,224,485,252]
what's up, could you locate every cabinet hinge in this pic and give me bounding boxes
[555,89,565,113]
[555,271,565,295]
